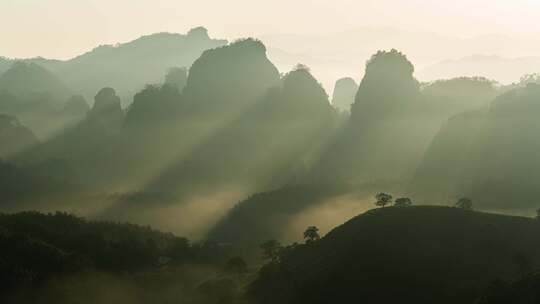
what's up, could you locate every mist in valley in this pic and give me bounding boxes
[3,1,540,303]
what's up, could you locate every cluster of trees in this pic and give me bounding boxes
[259,225,321,264]
[0,211,229,291]
[374,192,474,210]
[374,192,413,207]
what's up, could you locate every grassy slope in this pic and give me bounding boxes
[249,206,540,304]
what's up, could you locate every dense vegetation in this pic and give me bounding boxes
[0,211,242,304]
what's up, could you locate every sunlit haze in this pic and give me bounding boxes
[3,1,540,303]
[2,0,540,59]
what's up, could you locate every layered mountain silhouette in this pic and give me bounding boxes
[0,114,38,158]
[6,40,522,238]
[315,50,434,183]
[205,57,503,250]
[0,27,226,104]
[419,55,540,85]
[4,28,540,241]
[145,65,335,195]
[0,63,86,139]
[0,62,70,100]
[412,83,540,210]
[103,48,341,228]
[18,87,125,190]
[4,25,540,304]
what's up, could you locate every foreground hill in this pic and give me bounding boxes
[479,272,540,304]
[249,206,540,304]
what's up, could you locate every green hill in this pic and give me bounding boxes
[249,206,540,304]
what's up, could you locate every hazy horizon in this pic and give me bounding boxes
[3,0,540,60]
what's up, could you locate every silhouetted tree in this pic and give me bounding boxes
[260,240,283,262]
[520,73,540,86]
[455,198,473,210]
[536,208,540,220]
[375,193,393,208]
[303,226,320,244]
[394,197,413,207]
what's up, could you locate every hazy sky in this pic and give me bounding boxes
[2,0,540,59]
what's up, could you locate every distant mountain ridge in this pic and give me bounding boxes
[3,27,540,97]
[0,27,227,104]
[418,54,540,84]
[0,62,70,99]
